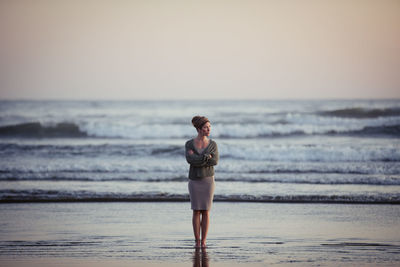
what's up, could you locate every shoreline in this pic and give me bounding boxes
[1,199,399,204]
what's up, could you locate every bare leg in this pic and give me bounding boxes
[192,210,201,247]
[200,210,210,248]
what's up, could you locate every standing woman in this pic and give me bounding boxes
[185,116,219,248]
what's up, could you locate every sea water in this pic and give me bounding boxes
[0,99,399,203]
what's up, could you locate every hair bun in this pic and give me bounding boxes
[192,116,210,129]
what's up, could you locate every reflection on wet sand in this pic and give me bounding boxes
[192,248,209,267]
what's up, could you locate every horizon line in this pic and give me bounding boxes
[1,97,399,102]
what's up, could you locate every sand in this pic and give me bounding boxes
[0,202,399,266]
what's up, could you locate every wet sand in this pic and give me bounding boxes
[0,202,399,266]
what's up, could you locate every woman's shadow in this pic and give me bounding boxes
[192,247,209,267]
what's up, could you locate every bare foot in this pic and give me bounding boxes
[201,240,206,248]
[195,239,201,248]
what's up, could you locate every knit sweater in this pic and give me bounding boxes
[185,139,219,180]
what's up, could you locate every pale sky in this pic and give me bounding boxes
[0,0,399,100]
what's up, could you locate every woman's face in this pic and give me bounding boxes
[199,122,211,137]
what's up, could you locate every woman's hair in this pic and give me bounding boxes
[192,116,210,130]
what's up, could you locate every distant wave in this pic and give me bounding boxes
[319,107,400,118]
[220,125,400,138]
[0,190,398,204]
[343,125,400,137]
[2,142,399,162]
[0,143,184,157]
[219,130,307,139]
[0,122,87,138]
[1,121,399,139]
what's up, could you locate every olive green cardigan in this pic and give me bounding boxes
[185,139,219,180]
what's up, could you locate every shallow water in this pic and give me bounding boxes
[0,203,399,266]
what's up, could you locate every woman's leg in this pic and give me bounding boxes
[200,210,209,247]
[192,210,201,247]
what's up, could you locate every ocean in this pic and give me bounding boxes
[0,99,399,204]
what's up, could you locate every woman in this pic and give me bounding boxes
[185,116,219,248]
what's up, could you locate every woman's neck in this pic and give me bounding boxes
[196,135,208,142]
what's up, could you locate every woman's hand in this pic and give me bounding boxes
[188,149,194,155]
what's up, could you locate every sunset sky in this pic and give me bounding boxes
[0,0,399,100]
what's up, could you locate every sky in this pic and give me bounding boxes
[0,0,399,100]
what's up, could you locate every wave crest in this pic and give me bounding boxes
[319,107,400,118]
[0,190,398,204]
[0,122,87,138]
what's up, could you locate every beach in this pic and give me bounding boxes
[1,202,399,266]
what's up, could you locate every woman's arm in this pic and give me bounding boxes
[205,142,219,166]
[185,142,208,167]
